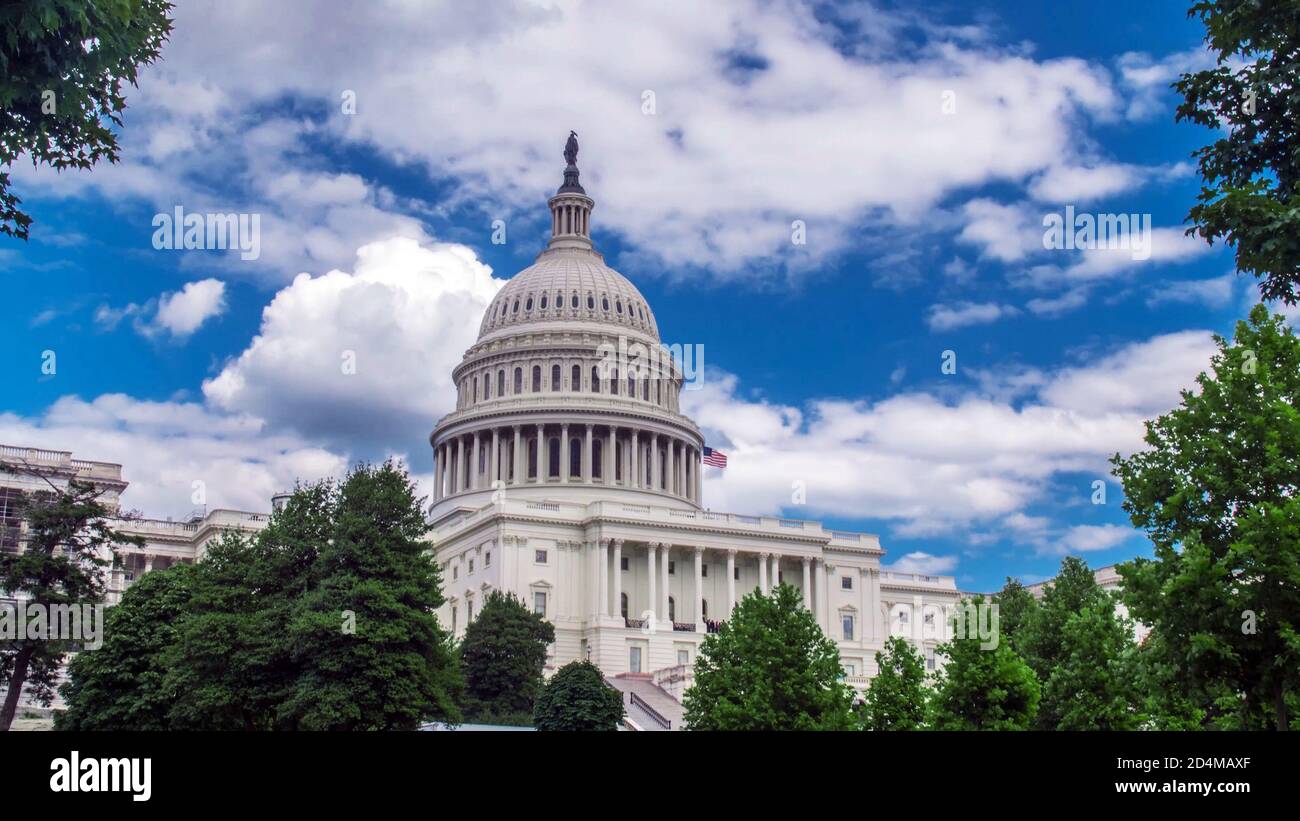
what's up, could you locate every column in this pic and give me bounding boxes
[693,547,704,632]
[624,428,634,488]
[433,445,442,500]
[695,447,702,503]
[584,425,593,483]
[605,426,614,484]
[869,569,883,641]
[759,552,768,594]
[726,550,736,614]
[512,426,522,486]
[560,423,570,482]
[814,559,827,631]
[659,544,670,627]
[802,557,812,609]
[470,432,480,490]
[536,423,545,482]
[770,553,780,588]
[612,539,623,622]
[666,439,675,495]
[599,539,609,617]
[913,594,924,646]
[144,554,154,574]
[456,436,465,493]
[651,434,660,489]
[491,429,500,485]
[647,543,657,626]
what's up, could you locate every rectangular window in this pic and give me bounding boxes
[677,649,689,666]
[899,611,909,624]
[702,565,708,577]
[629,646,642,674]
[842,615,855,641]
[535,549,548,564]
[533,591,546,617]
[468,559,474,573]
[451,606,457,633]
[468,602,474,622]
[926,651,936,671]
[668,561,675,575]
[620,557,628,571]
[845,663,856,677]
[453,566,459,580]
[734,567,740,581]
[924,612,935,625]
[841,575,852,590]
[485,551,491,567]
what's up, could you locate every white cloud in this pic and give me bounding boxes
[926,300,1019,331]
[1056,524,1132,554]
[155,279,227,337]
[95,279,227,340]
[9,0,1130,281]
[0,395,348,517]
[885,551,958,574]
[202,237,501,451]
[686,329,1215,538]
[1028,163,1142,202]
[1147,272,1240,309]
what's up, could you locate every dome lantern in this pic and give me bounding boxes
[547,130,594,251]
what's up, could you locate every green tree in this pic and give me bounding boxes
[1,478,140,731]
[1175,0,1300,303]
[0,0,174,239]
[992,577,1038,654]
[862,636,929,731]
[56,562,198,730]
[683,584,855,730]
[532,660,624,731]
[280,461,462,730]
[1112,305,1300,730]
[931,597,1040,731]
[459,591,555,725]
[1016,556,1137,729]
[1043,605,1142,730]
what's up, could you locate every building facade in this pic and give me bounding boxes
[427,143,961,691]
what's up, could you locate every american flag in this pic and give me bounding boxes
[702,447,728,468]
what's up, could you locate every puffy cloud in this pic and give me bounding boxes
[1056,524,1133,554]
[155,279,227,337]
[1147,272,1241,309]
[95,278,227,340]
[202,237,502,452]
[885,551,958,575]
[11,0,1133,280]
[685,329,1216,538]
[926,301,1019,331]
[0,395,347,517]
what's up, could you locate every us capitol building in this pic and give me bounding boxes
[2,138,960,727]
[424,136,960,709]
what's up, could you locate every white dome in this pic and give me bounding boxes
[478,248,658,342]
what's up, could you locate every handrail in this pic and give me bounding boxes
[628,691,671,729]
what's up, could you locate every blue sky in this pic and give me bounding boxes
[0,0,1265,592]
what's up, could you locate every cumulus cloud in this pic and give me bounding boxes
[202,237,502,451]
[885,551,958,575]
[9,0,1138,281]
[0,395,347,517]
[926,300,1019,331]
[685,329,1216,538]
[95,278,227,340]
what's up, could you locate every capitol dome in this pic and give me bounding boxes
[429,135,704,519]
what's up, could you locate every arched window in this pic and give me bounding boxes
[551,364,561,391]
[513,368,522,394]
[571,364,580,391]
[587,294,594,310]
[610,368,619,395]
[525,297,533,311]
[497,369,505,396]
[620,592,628,619]
[512,299,519,314]
[615,300,623,314]
[472,376,478,402]
[592,440,603,479]
[540,294,548,310]
[569,437,581,478]
[642,377,649,401]
[591,366,601,393]
[528,438,538,479]
[531,365,541,392]
[668,597,676,622]
[548,437,560,478]
[602,296,610,311]
[572,293,579,308]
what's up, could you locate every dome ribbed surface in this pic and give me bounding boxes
[478,248,659,340]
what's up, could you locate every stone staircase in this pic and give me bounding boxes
[607,673,683,731]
